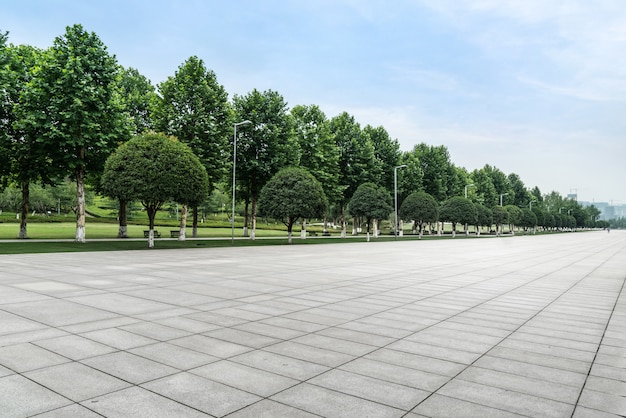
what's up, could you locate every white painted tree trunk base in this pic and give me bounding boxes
[118,225,128,238]
[75,226,86,243]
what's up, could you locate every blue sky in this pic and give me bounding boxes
[4,0,626,205]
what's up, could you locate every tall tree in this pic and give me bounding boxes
[18,24,129,242]
[471,167,497,207]
[363,125,400,193]
[1,40,48,238]
[101,133,208,248]
[348,182,392,241]
[232,89,296,239]
[291,105,340,233]
[152,56,231,239]
[508,173,530,207]
[330,112,379,237]
[483,165,512,206]
[397,150,424,204]
[258,167,328,244]
[410,143,455,202]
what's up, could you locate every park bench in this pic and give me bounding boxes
[170,230,180,238]
[144,230,161,238]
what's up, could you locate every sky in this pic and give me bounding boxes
[4,0,626,205]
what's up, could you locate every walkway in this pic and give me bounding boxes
[0,231,624,417]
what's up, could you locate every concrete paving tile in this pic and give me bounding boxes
[143,371,261,416]
[231,350,329,380]
[457,366,580,404]
[315,326,396,346]
[0,342,70,373]
[584,375,626,397]
[473,355,587,386]
[412,394,526,417]
[234,321,306,339]
[595,352,626,368]
[438,379,575,417]
[435,320,511,338]
[118,321,191,341]
[154,316,222,333]
[182,310,250,326]
[264,341,355,367]
[271,383,405,418]
[191,359,298,396]
[340,357,449,391]
[572,406,625,418]
[578,389,626,416]
[337,321,413,339]
[123,287,220,306]
[0,309,47,335]
[79,386,208,417]
[128,342,219,370]
[516,324,601,344]
[406,330,499,353]
[132,307,199,321]
[388,339,482,364]
[292,334,376,356]
[24,361,131,401]
[0,374,72,417]
[0,328,68,347]
[0,364,13,378]
[497,338,596,362]
[2,299,119,327]
[309,369,430,410]
[204,327,281,348]
[34,404,104,417]
[508,331,599,353]
[81,351,178,384]
[282,310,348,326]
[226,399,319,418]
[260,316,328,333]
[365,348,469,377]
[33,334,118,360]
[487,345,592,374]
[169,334,253,358]
[80,328,158,350]
[58,317,140,334]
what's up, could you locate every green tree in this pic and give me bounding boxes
[397,150,424,203]
[101,133,208,248]
[348,182,392,241]
[504,205,523,235]
[483,165,512,206]
[519,208,538,232]
[330,112,379,237]
[18,24,130,242]
[471,168,497,207]
[474,203,493,236]
[258,167,328,244]
[439,196,477,238]
[399,191,438,239]
[492,205,509,236]
[1,41,47,238]
[232,89,296,239]
[152,56,231,239]
[291,104,340,234]
[363,125,400,193]
[410,143,455,202]
[508,173,530,207]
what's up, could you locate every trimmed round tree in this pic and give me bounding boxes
[399,191,438,239]
[519,208,538,233]
[258,167,328,244]
[101,132,208,248]
[348,182,393,241]
[492,205,509,236]
[504,205,523,235]
[439,196,477,238]
[474,203,493,236]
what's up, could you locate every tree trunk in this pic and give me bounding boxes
[75,164,86,243]
[117,200,128,238]
[452,222,456,238]
[373,219,378,238]
[178,204,187,241]
[418,222,423,240]
[243,199,249,237]
[341,205,347,238]
[352,216,357,235]
[399,220,404,237]
[192,206,199,238]
[301,218,307,239]
[18,180,29,239]
[250,196,257,240]
[323,217,328,234]
[147,207,157,248]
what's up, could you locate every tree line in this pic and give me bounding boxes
[0,25,607,243]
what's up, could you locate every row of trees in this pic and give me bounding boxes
[0,24,605,242]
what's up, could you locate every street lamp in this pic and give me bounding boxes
[529,199,536,210]
[559,207,565,214]
[499,193,508,206]
[394,165,407,240]
[232,120,252,244]
[464,183,475,199]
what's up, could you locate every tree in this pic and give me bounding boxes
[410,143,455,202]
[152,56,231,239]
[232,89,296,240]
[399,191,438,239]
[1,40,48,238]
[471,168,497,207]
[364,125,400,193]
[483,165,512,206]
[397,150,424,204]
[258,167,328,244]
[18,24,130,242]
[348,182,392,241]
[508,173,530,207]
[330,112,380,237]
[519,208,538,232]
[492,205,509,236]
[474,203,493,236]
[291,105,340,234]
[101,133,208,248]
[439,197,477,238]
[504,205,523,235]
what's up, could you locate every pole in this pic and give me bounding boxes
[394,165,406,240]
[232,120,252,244]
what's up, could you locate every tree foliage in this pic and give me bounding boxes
[399,191,438,238]
[440,196,477,236]
[258,167,328,243]
[348,182,392,237]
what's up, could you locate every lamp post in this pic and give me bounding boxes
[232,120,252,244]
[499,193,508,206]
[529,199,536,210]
[394,165,407,240]
[464,183,475,199]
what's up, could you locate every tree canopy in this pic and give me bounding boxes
[399,191,438,238]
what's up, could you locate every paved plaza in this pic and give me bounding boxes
[0,231,624,417]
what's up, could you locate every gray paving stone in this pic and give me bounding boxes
[80,327,158,350]
[412,393,527,417]
[365,348,470,377]
[33,334,117,360]
[264,340,355,367]
[204,327,281,348]
[271,382,405,418]
[0,342,70,373]
[572,406,625,418]
[0,374,72,417]
[129,341,219,369]
[0,309,47,335]
[226,399,319,417]
[143,371,261,416]
[231,350,329,380]
[81,351,178,384]
[24,361,131,401]
[2,299,119,327]
[191,359,298,396]
[169,334,253,358]
[34,404,104,417]
[578,388,626,416]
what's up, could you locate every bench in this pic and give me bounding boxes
[144,230,161,238]
[170,230,180,238]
